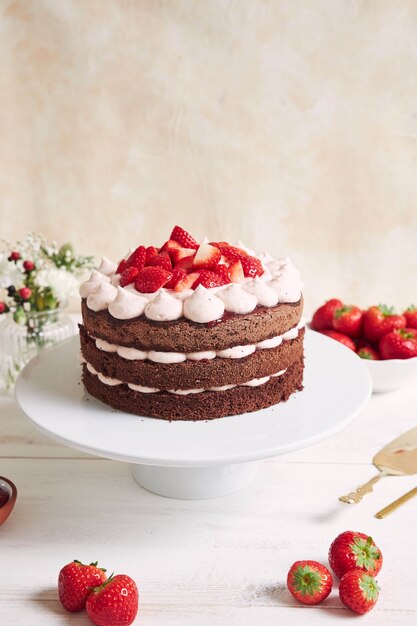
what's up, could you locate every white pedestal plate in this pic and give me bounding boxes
[15,330,371,499]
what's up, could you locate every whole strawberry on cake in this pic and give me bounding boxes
[79,226,304,420]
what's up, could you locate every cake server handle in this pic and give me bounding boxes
[338,471,389,504]
[375,485,417,519]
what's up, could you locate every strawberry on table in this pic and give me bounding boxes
[380,328,417,359]
[134,267,173,293]
[404,305,417,329]
[170,226,199,249]
[287,560,333,605]
[58,559,107,613]
[339,569,380,614]
[357,345,380,360]
[328,531,383,578]
[86,574,138,626]
[333,305,363,338]
[311,299,343,331]
[363,304,406,342]
[319,329,356,351]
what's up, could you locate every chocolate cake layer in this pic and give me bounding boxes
[81,297,303,352]
[82,356,304,421]
[80,325,304,389]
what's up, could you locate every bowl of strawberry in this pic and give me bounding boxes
[311,300,417,392]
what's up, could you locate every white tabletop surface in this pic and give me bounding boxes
[1,335,417,624]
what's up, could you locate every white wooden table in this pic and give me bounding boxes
[1,347,417,624]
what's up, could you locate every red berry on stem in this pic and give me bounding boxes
[333,305,363,338]
[404,305,417,329]
[329,531,383,578]
[379,327,417,359]
[86,574,139,626]
[311,299,343,331]
[19,287,32,300]
[363,304,406,342]
[287,560,333,605]
[58,560,107,613]
[339,569,380,615]
[8,251,21,261]
[23,260,35,272]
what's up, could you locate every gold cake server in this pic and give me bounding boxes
[375,485,417,518]
[339,427,417,504]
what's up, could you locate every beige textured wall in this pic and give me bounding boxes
[1,0,417,314]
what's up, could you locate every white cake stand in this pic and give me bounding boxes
[15,330,371,499]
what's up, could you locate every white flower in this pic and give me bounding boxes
[36,267,79,301]
[0,253,25,289]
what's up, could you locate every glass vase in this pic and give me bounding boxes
[0,306,75,392]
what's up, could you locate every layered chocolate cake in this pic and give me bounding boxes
[79,226,304,420]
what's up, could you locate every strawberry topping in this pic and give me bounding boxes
[192,243,221,270]
[119,266,139,287]
[170,226,199,249]
[135,266,173,293]
[126,245,146,271]
[147,251,173,271]
[194,270,224,289]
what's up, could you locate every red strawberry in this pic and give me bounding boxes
[58,559,107,613]
[333,305,363,338]
[363,305,406,342]
[126,245,146,271]
[173,271,200,292]
[319,329,356,351]
[229,260,244,283]
[287,560,333,605]
[170,247,197,265]
[170,226,199,249]
[116,259,127,274]
[213,265,231,285]
[240,255,264,278]
[0,302,7,314]
[217,245,248,262]
[86,574,138,626]
[165,268,187,290]
[329,531,383,579]
[194,270,224,289]
[148,251,172,271]
[160,239,182,255]
[379,328,417,359]
[175,254,196,271]
[404,305,417,329]
[23,260,35,271]
[357,345,380,360]
[311,299,343,331]
[339,569,380,615]
[119,266,139,287]
[145,246,159,264]
[134,267,172,293]
[192,243,221,269]
[19,287,32,300]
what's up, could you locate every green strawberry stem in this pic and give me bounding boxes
[293,565,323,596]
[359,574,380,601]
[351,536,381,570]
[378,304,395,316]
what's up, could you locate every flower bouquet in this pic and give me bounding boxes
[0,234,94,390]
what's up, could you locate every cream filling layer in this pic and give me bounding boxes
[90,319,305,364]
[82,358,287,395]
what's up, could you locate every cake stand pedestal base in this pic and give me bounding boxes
[131,462,258,499]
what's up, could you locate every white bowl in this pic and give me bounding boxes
[364,355,417,392]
